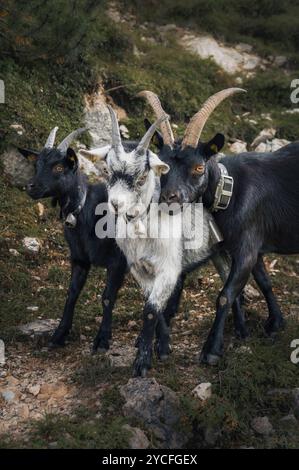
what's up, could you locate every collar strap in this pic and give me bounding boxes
[211,163,234,212]
[64,188,87,228]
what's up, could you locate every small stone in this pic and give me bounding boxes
[251,416,274,436]
[0,340,5,366]
[243,284,260,301]
[27,384,40,396]
[18,319,59,337]
[1,389,16,403]
[18,404,30,419]
[123,424,149,449]
[22,237,41,254]
[9,248,20,257]
[35,202,45,218]
[26,306,39,312]
[192,382,212,401]
[10,123,25,135]
[280,414,297,425]
[39,383,68,399]
[128,320,137,329]
[228,140,247,154]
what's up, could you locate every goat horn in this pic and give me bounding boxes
[57,128,87,154]
[138,90,174,148]
[181,88,246,149]
[136,115,167,155]
[107,105,124,158]
[44,126,58,148]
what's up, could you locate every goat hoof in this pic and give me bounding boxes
[264,317,285,337]
[200,351,221,366]
[48,340,65,350]
[235,326,250,340]
[92,338,110,353]
[155,340,171,361]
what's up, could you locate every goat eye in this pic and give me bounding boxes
[192,164,205,176]
[137,175,147,186]
[53,164,64,173]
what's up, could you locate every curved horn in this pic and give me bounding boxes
[136,115,166,155]
[44,126,58,148]
[107,105,123,158]
[182,88,246,149]
[57,128,87,154]
[137,90,174,148]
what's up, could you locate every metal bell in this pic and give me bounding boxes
[65,213,77,228]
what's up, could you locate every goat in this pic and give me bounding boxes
[19,127,129,352]
[83,106,255,377]
[158,89,288,365]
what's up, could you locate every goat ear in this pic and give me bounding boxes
[80,145,111,161]
[18,148,39,163]
[144,119,164,149]
[148,150,170,176]
[203,133,225,159]
[65,147,78,171]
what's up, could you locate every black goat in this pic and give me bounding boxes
[18,127,129,352]
[140,89,286,365]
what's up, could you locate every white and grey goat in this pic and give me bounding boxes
[81,106,247,376]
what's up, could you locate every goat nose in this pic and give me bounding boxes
[27,181,35,191]
[167,192,179,203]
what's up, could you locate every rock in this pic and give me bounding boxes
[228,140,247,153]
[9,123,25,135]
[274,56,287,67]
[0,340,5,366]
[77,153,100,178]
[9,248,20,257]
[192,382,212,401]
[27,384,40,396]
[22,237,41,254]
[39,382,68,399]
[35,202,45,218]
[18,404,30,420]
[236,345,252,355]
[236,43,253,53]
[119,124,130,139]
[180,34,263,75]
[280,414,297,425]
[283,108,299,115]
[251,128,276,149]
[123,424,150,449]
[18,319,59,337]
[0,146,35,188]
[255,138,290,153]
[26,306,39,312]
[251,416,274,436]
[1,389,16,403]
[120,378,188,448]
[243,284,260,301]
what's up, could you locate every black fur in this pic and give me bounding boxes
[153,133,286,364]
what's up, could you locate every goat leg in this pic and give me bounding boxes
[93,256,126,353]
[201,248,258,365]
[252,255,285,336]
[49,260,90,349]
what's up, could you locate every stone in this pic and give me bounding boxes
[0,340,5,366]
[10,123,25,135]
[18,404,30,420]
[243,284,260,301]
[280,414,297,425]
[27,384,40,396]
[119,124,130,139]
[22,237,41,254]
[123,424,150,449]
[77,153,101,178]
[0,146,35,188]
[180,34,262,75]
[9,248,20,257]
[228,140,247,153]
[120,378,188,448]
[192,382,212,401]
[1,389,16,403]
[251,416,274,436]
[35,202,45,218]
[26,306,39,312]
[274,56,287,67]
[251,128,276,149]
[39,382,68,399]
[18,319,59,337]
[255,138,290,153]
